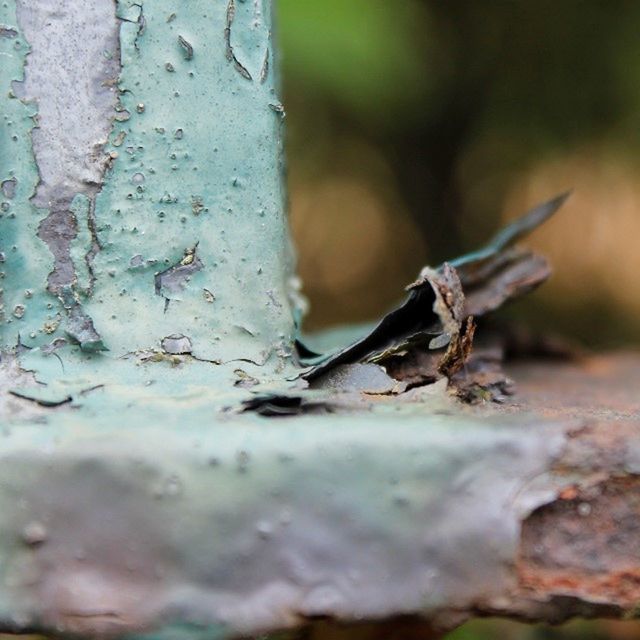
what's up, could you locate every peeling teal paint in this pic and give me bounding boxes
[0,4,613,640]
[2,0,299,386]
[0,392,570,637]
[0,1,57,348]
[85,0,296,365]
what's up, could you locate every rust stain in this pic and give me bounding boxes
[519,475,640,607]
[506,353,640,421]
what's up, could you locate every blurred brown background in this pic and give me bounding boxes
[278,0,640,348]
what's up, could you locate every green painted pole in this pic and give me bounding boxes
[1,0,298,367]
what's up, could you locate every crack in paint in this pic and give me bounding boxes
[9,381,104,407]
[84,196,102,296]
[177,34,193,60]
[225,0,252,80]
[118,2,145,52]
[260,47,269,83]
[9,388,72,407]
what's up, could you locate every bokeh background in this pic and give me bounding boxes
[277,1,640,638]
[278,0,640,349]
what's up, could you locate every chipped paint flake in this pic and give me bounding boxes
[161,333,193,355]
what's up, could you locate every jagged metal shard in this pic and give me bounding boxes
[302,191,571,381]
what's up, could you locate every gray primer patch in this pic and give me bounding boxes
[161,334,193,355]
[14,0,119,297]
[154,248,204,310]
[13,0,120,208]
[1,178,16,199]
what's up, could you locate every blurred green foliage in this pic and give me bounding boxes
[279,0,640,145]
[277,0,434,126]
[278,0,640,344]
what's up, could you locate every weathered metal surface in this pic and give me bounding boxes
[0,354,637,639]
[2,2,640,639]
[471,355,640,626]
[506,353,640,422]
[0,397,567,638]
[520,473,640,618]
[1,0,298,367]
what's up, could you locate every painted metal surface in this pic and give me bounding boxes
[2,351,640,638]
[1,0,297,368]
[0,398,568,638]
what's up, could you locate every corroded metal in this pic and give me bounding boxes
[0,396,568,638]
[0,355,639,639]
[300,193,568,381]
